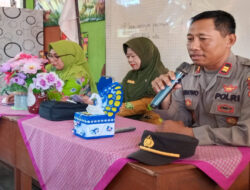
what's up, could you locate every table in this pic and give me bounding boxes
[0,116,37,190]
[0,116,249,190]
[107,162,249,190]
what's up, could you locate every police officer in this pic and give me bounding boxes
[152,10,250,146]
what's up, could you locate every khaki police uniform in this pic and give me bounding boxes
[157,53,250,146]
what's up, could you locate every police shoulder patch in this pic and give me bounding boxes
[240,58,250,66]
[219,63,232,75]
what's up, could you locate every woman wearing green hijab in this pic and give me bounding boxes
[118,37,168,123]
[46,40,97,101]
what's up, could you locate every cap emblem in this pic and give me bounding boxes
[143,135,154,148]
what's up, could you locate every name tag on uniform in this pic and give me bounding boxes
[127,80,135,84]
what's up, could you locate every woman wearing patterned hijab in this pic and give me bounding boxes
[118,37,168,123]
[46,40,97,101]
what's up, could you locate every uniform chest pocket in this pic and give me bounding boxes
[209,101,241,117]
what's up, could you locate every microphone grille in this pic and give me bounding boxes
[176,62,191,74]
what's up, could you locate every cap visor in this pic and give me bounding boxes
[127,150,177,166]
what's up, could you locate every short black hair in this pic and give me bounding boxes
[190,10,236,36]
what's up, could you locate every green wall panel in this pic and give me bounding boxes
[25,0,34,9]
[81,21,105,83]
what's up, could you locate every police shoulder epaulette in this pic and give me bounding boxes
[240,58,250,66]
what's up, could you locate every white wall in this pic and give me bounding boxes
[106,0,250,82]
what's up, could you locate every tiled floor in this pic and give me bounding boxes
[0,161,41,190]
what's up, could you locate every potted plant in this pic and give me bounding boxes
[27,72,64,114]
[0,52,48,110]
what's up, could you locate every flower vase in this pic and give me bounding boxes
[27,91,47,114]
[12,92,28,110]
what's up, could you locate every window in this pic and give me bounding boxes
[0,0,24,8]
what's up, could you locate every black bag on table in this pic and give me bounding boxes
[39,101,87,121]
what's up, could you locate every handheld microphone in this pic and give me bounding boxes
[150,62,191,108]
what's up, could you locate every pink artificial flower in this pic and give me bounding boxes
[0,62,11,72]
[36,77,50,90]
[18,53,33,59]
[46,72,57,84]
[10,76,26,85]
[17,72,26,79]
[1,52,50,93]
[4,72,14,84]
[21,60,42,74]
[55,79,64,92]
[32,72,64,93]
[10,59,25,71]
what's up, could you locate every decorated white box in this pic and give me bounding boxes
[73,81,123,139]
[73,112,115,139]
